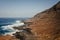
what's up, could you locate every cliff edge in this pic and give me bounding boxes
[25,1,60,40]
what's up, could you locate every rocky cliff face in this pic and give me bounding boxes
[26,1,60,40]
[0,1,60,40]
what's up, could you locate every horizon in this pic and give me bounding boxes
[0,0,59,18]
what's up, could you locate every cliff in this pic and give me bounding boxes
[26,1,60,40]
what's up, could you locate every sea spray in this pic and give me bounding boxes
[0,20,25,36]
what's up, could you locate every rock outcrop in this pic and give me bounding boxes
[25,1,60,40]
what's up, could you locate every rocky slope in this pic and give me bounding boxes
[0,35,19,40]
[26,1,60,40]
[0,1,60,40]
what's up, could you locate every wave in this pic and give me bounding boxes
[0,20,25,36]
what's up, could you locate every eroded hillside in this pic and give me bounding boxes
[25,1,60,40]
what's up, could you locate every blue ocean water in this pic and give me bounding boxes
[0,18,29,35]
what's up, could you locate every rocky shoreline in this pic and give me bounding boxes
[0,1,60,40]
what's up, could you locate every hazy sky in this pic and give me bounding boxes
[0,0,59,18]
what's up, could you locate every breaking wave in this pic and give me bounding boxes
[0,20,25,36]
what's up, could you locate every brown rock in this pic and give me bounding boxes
[0,35,19,40]
[25,1,60,40]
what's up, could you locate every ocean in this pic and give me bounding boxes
[0,18,29,36]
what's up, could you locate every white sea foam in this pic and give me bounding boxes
[4,30,25,36]
[1,20,25,36]
[4,29,19,36]
[2,20,24,30]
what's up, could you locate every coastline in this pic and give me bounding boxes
[0,1,60,40]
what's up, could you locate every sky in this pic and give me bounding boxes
[0,0,59,18]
